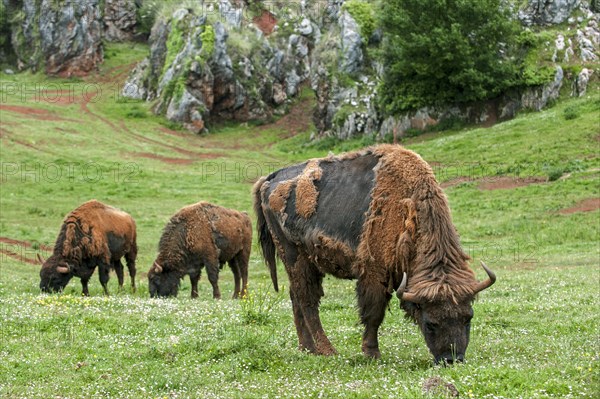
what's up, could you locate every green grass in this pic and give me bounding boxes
[0,43,598,398]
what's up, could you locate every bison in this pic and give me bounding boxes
[148,202,251,299]
[39,200,137,296]
[253,144,496,364]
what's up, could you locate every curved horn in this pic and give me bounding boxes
[396,272,423,304]
[36,253,46,265]
[153,261,163,274]
[56,265,70,274]
[473,261,496,294]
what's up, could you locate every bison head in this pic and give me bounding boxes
[148,261,180,298]
[399,262,496,365]
[38,254,74,293]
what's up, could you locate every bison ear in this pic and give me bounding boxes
[36,253,46,265]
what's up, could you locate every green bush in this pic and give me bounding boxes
[239,287,284,325]
[136,0,161,35]
[125,105,147,119]
[199,24,215,59]
[378,0,521,114]
[563,105,580,120]
[343,0,376,45]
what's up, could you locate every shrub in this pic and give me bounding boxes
[563,105,580,120]
[239,286,284,325]
[199,25,215,59]
[343,0,376,45]
[378,0,521,114]
[136,0,161,35]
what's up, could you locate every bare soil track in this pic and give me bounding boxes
[441,176,547,190]
[558,198,600,214]
[0,237,52,265]
[0,104,80,122]
[478,176,547,191]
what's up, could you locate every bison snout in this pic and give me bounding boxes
[435,354,464,366]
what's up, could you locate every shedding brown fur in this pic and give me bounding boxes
[40,199,137,296]
[295,160,322,219]
[368,145,476,303]
[61,200,136,265]
[254,144,496,362]
[268,180,293,214]
[149,201,252,299]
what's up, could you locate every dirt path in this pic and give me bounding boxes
[441,176,547,190]
[478,177,546,191]
[0,236,53,266]
[272,94,314,139]
[558,198,600,214]
[0,104,80,122]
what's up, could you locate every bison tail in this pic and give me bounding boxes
[253,177,279,292]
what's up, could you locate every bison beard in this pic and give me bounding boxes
[253,144,496,363]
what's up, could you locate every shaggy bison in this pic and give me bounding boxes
[39,200,137,295]
[148,202,251,299]
[253,144,496,364]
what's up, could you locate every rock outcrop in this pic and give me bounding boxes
[123,2,318,132]
[519,0,582,25]
[310,1,381,139]
[103,0,138,42]
[121,0,598,136]
[4,0,104,76]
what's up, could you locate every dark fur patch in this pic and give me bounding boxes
[107,232,125,256]
[310,155,378,248]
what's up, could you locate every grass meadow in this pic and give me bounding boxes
[0,43,598,398]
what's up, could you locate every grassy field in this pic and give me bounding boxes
[0,43,598,398]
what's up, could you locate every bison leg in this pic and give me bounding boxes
[228,258,242,299]
[290,291,317,353]
[98,263,110,296]
[356,277,391,359]
[189,270,200,299]
[238,251,249,298]
[125,250,137,293]
[113,259,125,291]
[287,253,337,356]
[81,277,90,296]
[204,261,221,299]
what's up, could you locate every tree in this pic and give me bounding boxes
[379,0,520,114]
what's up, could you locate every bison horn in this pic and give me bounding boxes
[56,265,70,274]
[396,272,423,304]
[473,261,496,295]
[153,261,163,274]
[36,253,46,265]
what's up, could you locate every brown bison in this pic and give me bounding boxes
[39,200,137,296]
[148,202,251,299]
[253,144,496,364]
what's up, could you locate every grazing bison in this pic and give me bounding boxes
[148,202,251,299]
[253,144,496,364]
[39,200,137,295]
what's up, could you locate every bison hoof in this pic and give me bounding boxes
[321,348,338,356]
[315,345,338,356]
[362,347,381,359]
